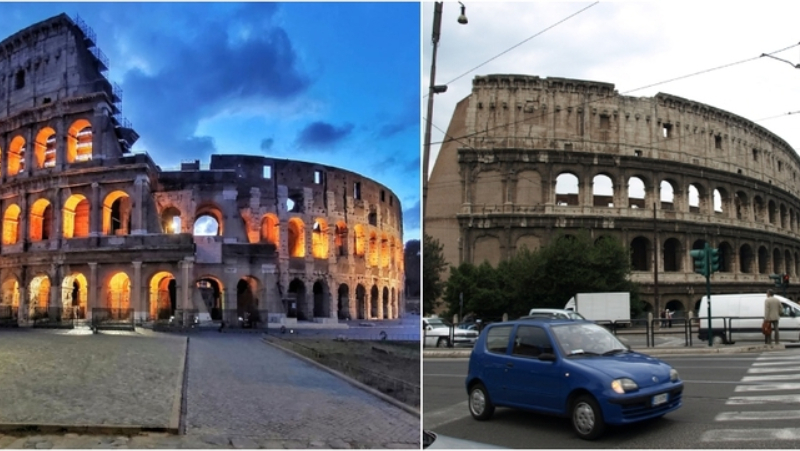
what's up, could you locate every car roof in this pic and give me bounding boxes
[491,317,581,327]
[528,308,574,313]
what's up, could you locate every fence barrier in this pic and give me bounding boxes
[91,308,135,331]
[32,307,75,328]
[0,305,18,327]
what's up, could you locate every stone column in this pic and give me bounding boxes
[0,133,7,182]
[23,127,33,177]
[180,259,193,326]
[52,188,62,245]
[18,192,28,245]
[49,264,61,313]
[132,261,142,322]
[87,262,98,320]
[56,117,66,170]
[132,175,147,235]
[90,182,100,237]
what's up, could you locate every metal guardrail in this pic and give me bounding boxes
[91,308,135,332]
[31,307,74,328]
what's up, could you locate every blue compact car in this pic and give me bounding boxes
[466,318,683,439]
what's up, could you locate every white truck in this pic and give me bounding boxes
[564,292,631,326]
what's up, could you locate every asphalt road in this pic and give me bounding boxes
[424,349,800,448]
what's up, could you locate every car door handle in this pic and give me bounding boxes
[506,362,514,368]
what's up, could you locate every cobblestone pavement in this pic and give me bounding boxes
[184,333,420,448]
[0,328,420,449]
[0,328,185,429]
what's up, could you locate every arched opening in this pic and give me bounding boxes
[356,284,367,320]
[369,232,379,267]
[768,200,777,225]
[718,242,733,273]
[630,236,650,271]
[663,238,681,272]
[150,272,176,320]
[34,127,57,169]
[103,191,131,236]
[688,184,702,213]
[63,195,90,238]
[773,248,783,275]
[313,280,327,318]
[739,244,754,274]
[354,224,366,257]
[8,135,25,176]
[735,191,748,220]
[197,277,223,321]
[106,272,131,312]
[555,173,579,206]
[1,279,20,321]
[237,276,259,321]
[2,204,20,245]
[337,284,350,319]
[312,218,328,259]
[382,286,390,319]
[161,207,182,234]
[335,222,348,256]
[288,218,305,257]
[758,246,769,274]
[714,188,725,214]
[592,174,614,207]
[288,278,306,319]
[260,213,279,246]
[67,119,92,163]
[370,285,379,318]
[660,180,675,210]
[29,198,53,241]
[628,177,646,208]
[29,275,51,319]
[61,273,87,319]
[194,204,223,236]
[380,234,390,268]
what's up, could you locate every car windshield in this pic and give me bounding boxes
[551,322,626,356]
[567,311,586,320]
[426,319,449,328]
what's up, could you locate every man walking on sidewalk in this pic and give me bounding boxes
[764,289,781,345]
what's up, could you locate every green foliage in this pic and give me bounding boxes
[422,234,447,315]
[443,232,640,320]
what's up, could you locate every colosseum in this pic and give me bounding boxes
[0,14,405,328]
[426,73,800,318]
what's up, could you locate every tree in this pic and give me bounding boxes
[423,234,447,315]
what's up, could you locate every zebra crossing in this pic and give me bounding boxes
[701,351,800,443]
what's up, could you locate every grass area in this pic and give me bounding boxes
[265,337,420,408]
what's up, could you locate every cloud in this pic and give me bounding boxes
[119,3,310,164]
[260,138,274,151]
[369,154,420,176]
[403,200,420,231]
[295,121,354,148]
[378,97,419,139]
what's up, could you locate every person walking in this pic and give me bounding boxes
[764,289,781,345]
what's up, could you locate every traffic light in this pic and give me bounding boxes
[783,274,790,287]
[691,249,708,277]
[710,248,720,273]
[769,273,783,288]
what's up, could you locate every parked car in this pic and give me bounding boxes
[524,308,587,320]
[465,318,683,439]
[423,317,479,347]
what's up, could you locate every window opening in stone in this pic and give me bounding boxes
[312,219,328,259]
[688,185,700,213]
[627,177,645,209]
[714,189,723,213]
[314,170,323,184]
[263,165,272,179]
[660,180,675,211]
[288,192,303,213]
[715,135,722,150]
[662,123,672,138]
[29,199,53,242]
[368,209,377,226]
[354,182,362,200]
[35,128,57,169]
[753,149,758,161]
[67,120,93,163]
[381,190,385,202]
[260,214,279,246]
[779,161,783,172]
[161,207,182,234]
[193,215,220,236]
[14,70,24,90]
[8,136,25,176]
[592,174,614,207]
[634,150,642,157]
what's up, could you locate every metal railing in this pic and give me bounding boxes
[0,305,18,327]
[91,308,135,331]
[31,307,74,328]
[218,309,269,329]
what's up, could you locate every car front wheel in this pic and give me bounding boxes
[436,337,449,348]
[571,394,605,440]
[468,383,495,420]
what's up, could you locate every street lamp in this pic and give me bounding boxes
[422,1,468,232]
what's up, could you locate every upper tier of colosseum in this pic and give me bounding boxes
[465,74,800,199]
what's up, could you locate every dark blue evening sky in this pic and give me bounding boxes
[0,2,421,241]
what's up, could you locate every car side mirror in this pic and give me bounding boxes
[425,325,432,331]
[538,353,557,362]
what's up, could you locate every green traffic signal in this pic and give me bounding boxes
[690,249,708,277]
[769,273,782,288]
[710,248,720,273]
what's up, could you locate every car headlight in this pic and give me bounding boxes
[670,368,679,382]
[611,378,639,394]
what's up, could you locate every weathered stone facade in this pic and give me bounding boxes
[0,14,404,326]
[427,74,800,316]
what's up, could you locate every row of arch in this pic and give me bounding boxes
[1,120,93,174]
[631,236,800,277]
[552,173,800,232]
[0,270,403,321]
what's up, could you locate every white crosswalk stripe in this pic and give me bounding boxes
[702,352,800,443]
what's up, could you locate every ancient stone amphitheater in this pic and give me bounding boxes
[0,14,404,328]
[427,74,800,317]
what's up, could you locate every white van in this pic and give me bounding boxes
[697,293,800,344]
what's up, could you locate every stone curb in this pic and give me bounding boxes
[422,344,788,359]
[261,336,421,418]
[170,336,188,433]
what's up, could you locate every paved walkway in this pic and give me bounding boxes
[0,327,420,449]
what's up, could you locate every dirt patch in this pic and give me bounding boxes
[265,337,420,408]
